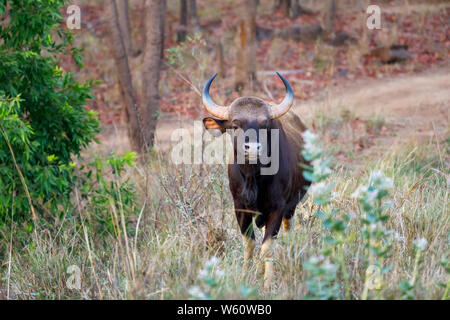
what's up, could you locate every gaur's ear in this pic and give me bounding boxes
[203,117,230,136]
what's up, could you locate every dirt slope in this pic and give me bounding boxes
[293,66,449,163]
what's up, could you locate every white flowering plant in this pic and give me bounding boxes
[352,171,396,300]
[301,130,352,299]
[188,256,256,299]
[188,256,224,299]
[301,130,400,300]
[399,237,429,299]
[301,130,334,205]
[304,255,340,300]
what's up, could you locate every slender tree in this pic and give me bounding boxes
[275,0,312,19]
[107,0,145,153]
[117,0,132,55]
[108,0,166,153]
[275,0,296,18]
[323,0,337,37]
[235,0,257,94]
[188,0,200,32]
[142,0,166,147]
[177,0,188,42]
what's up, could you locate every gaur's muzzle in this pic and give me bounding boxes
[244,142,262,162]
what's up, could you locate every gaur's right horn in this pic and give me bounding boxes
[202,73,229,120]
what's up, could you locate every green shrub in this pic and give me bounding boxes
[77,152,138,237]
[0,0,100,225]
[301,130,396,300]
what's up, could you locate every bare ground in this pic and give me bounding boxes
[294,66,449,165]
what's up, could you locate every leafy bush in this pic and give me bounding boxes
[0,0,100,225]
[301,130,346,299]
[76,152,138,237]
[301,130,397,300]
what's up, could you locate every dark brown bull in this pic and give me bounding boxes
[202,72,310,289]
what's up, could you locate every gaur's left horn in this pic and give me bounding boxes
[270,72,294,119]
[202,73,229,120]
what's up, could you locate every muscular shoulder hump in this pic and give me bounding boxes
[278,110,308,152]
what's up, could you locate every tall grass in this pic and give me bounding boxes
[1,137,447,299]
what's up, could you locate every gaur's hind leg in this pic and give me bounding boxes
[282,208,295,232]
[283,190,308,232]
[282,218,292,232]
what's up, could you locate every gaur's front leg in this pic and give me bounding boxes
[283,205,297,232]
[260,211,283,290]
[235,207,255,272]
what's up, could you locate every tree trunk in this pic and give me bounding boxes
[116,0,132,55]
[142,0,166,147]
[322,0,336,37]
[177,0,188,42]
[134,0,147,56]
[282,0,290,16]
[217,41,224,77]
[274,0,293,17]
[290,0,299,19]
[235,0,257,94]
[107,0,146,153]
[188,0,200,32]
[275,0,311,19]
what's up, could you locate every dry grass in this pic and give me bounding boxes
[1,131,447,299]
[2,64,448,300]
[1,0,449,299]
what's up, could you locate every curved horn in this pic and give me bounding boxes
[202,73,229,120]
[270,72,294,119]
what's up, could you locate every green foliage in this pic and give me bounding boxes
[304,255,340,300]
[77,152,138,236]
[165,33,209,92]
[0,95,77,222]
[352,171,395,300]
[0,0,100,225]
[301,130,346,299]
[439,257,450,300]
[399,238,428,300]
[166,33,206,69]
[301,130,397,299]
